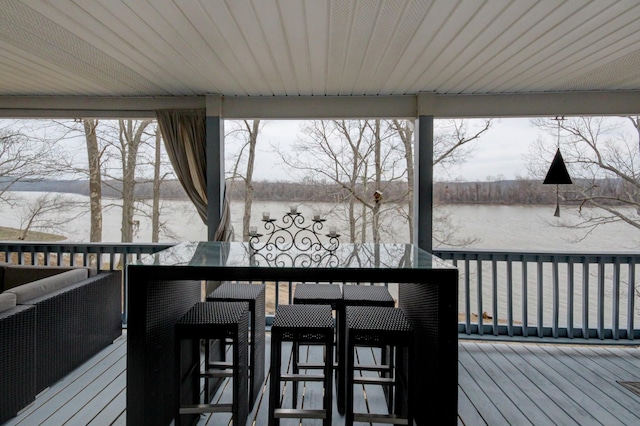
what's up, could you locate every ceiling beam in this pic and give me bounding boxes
[221,96,416,119]
[421,91,640,118]
[0,91,638,119]
[0,96,205,118]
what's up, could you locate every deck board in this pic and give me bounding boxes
[457,346,512,425]
[87,387,126,426]
[536,344,640,424]
[457,381,486,426]
[465,342,550,425]
[5,332,640,426]
[499,343,603,425]
[474,342,575,425]
[520,344,628,426]
[6,335,127,426]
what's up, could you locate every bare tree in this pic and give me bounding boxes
[151,126,163,242]
[387,119,489,246]
[16,193,81,241]
[530,116,640,237]
[132,124,177,242]
[433,119,491,246]
[241,120,260,241]
[2,119,183,243]
[225,120,262,241]
[371,120,383,243]
[0,120,63,204]
[83,119,104,242]
[390,120,415,242]
[280,120,370,242]
[94,119,154,242]
[279,120,407,243]
[122,120,151,241]
[276,119,491,244]
[25,119,107,242]
[78,120,178,243]
[433,119,492,175]
[367,120,408,243]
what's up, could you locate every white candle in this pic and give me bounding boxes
[262,211,270,220]
[249,226,257,236]
[290,205,298,214]
[329,226,337,237]
[313,214,320,221]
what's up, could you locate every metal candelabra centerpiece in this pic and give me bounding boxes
[247,207,340,267]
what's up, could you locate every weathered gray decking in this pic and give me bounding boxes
[5,332,640,425]
[458,341,640,425]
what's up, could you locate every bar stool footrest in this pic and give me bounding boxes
[297,362,338,369]
[274,408,327,419]
[205,361,233,369]
[354,363,391,372]
[200,369,233,378]
[281,373,326,382]
[354,376,396,385]
[353,413,409,425]
[179,403,233,415]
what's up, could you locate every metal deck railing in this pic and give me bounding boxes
[435,248,640,342]
[2,242,638,342]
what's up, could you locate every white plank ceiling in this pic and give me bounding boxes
[1,0,640,98]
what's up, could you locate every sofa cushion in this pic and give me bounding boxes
[0,292,16,312]
[2,265,97,292]
[3,265,72,291]
[5,268,89,304]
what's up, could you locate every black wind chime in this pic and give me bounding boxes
[543,116,572,217]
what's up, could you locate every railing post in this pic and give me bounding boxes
[612,259,620,340]
[465,258,471,335]
[567,259,574,339]
[507,258,513,337]
[522,259,528,338]
[628,260,636,340]
[492,256,498,336]
[582,260,590,340]
[476,258,483,336]
[597,260,605,340]
[537,259,544,338]
[552,257,559,339]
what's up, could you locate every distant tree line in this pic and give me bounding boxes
[4,177,631,207]
[435,179,628,206]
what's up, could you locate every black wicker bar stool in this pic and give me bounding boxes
[174,301,249,426]
[206,282,265,410]
[293,283,342,309]
[338,285,395,413]
[269,304,334,426]
[345,305,414,426]
[292,283,342,380]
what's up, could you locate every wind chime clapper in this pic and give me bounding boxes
[543,116,572,217]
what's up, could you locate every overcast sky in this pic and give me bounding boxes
[243,117,541,182]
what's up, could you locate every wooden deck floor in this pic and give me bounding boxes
[5,332,640,425]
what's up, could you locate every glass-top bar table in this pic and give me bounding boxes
[126,242,458,425]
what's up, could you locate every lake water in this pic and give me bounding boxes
[1,191,637,252]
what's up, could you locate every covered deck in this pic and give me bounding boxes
[2,2,640,425]
[7,331,640,426]
[2,242,640,424]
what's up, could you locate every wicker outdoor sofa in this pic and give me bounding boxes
[0,264,122,423]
